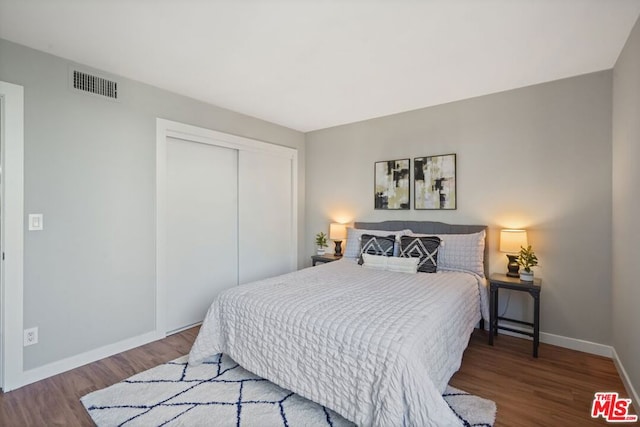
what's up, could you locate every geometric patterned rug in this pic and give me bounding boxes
[81,354,496,427]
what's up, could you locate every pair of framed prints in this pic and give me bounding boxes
[374,154,456,210]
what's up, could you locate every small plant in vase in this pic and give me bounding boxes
[315,232,328,255]
[517,245,538,282]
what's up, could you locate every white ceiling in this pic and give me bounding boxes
[1,0,640,132]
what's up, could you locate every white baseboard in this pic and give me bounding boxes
[167,321,202,336]
[484,322,613,357]
[539,331,613,358]
[612,348,640,410]
[10,330,165,391]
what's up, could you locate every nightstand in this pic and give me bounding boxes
[311,253,342,266]
[488,273,542,357]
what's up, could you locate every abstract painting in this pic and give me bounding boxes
[374,159,410,210]
[414,154,456,210]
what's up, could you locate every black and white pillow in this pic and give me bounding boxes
[399,236,441,273]
[358,234,395,265]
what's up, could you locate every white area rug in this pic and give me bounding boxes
[82,354,496,426]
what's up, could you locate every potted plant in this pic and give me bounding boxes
[315,232,328,255]
[517,245,538,282]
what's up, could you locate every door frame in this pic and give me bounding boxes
[155,119,298,335]
[0,81,25,391]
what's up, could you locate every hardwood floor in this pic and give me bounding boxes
[0,328,198,426]
[0,327,633,426]
[450,331,635,426]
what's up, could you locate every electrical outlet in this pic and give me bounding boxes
[24,327,38,346]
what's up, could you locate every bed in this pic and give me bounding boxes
[188,221,489,426]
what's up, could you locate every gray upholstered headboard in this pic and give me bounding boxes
[354,220,489,277]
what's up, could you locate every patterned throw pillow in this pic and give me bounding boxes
[399,236,441,273]
[358,234,395,265]
[344,228,412,258]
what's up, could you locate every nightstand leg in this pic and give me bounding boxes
[533,290,540,358]
[493,287,499,337]
[489,286,496,345]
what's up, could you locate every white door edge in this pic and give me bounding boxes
[0,81,25,391]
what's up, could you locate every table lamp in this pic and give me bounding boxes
[499,229,528,277]
[329,223,347,257]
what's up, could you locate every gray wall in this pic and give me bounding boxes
[612,16,640,395]
[306,72,613,345]
[0,38,305,370]
[2,28,633,380]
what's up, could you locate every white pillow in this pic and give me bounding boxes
[362,254,419,274]
[409,230,486,277]
[361,253,388,270]
[344,228,412,258]
[386,256,419,274]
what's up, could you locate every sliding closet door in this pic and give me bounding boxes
[165,137,238,333]
[238,150,295,284]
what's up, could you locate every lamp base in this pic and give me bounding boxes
[506,254,520,277]
[334,240,343,257]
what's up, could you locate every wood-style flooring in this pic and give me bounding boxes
[0,327,633,426]
[450,331,635,426]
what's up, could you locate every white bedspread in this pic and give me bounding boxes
[188,260,483,426]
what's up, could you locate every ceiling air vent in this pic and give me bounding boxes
[72,70,118,100]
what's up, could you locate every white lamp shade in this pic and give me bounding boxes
[329,223,347,240]
[500,229,528,253]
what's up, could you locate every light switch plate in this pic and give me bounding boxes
[28,214,43,231]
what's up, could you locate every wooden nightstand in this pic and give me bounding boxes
[311,253,342,266]
[488,273,542,357]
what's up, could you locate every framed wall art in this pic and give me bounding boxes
[374,159,410,210]
[414,153,456,210]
